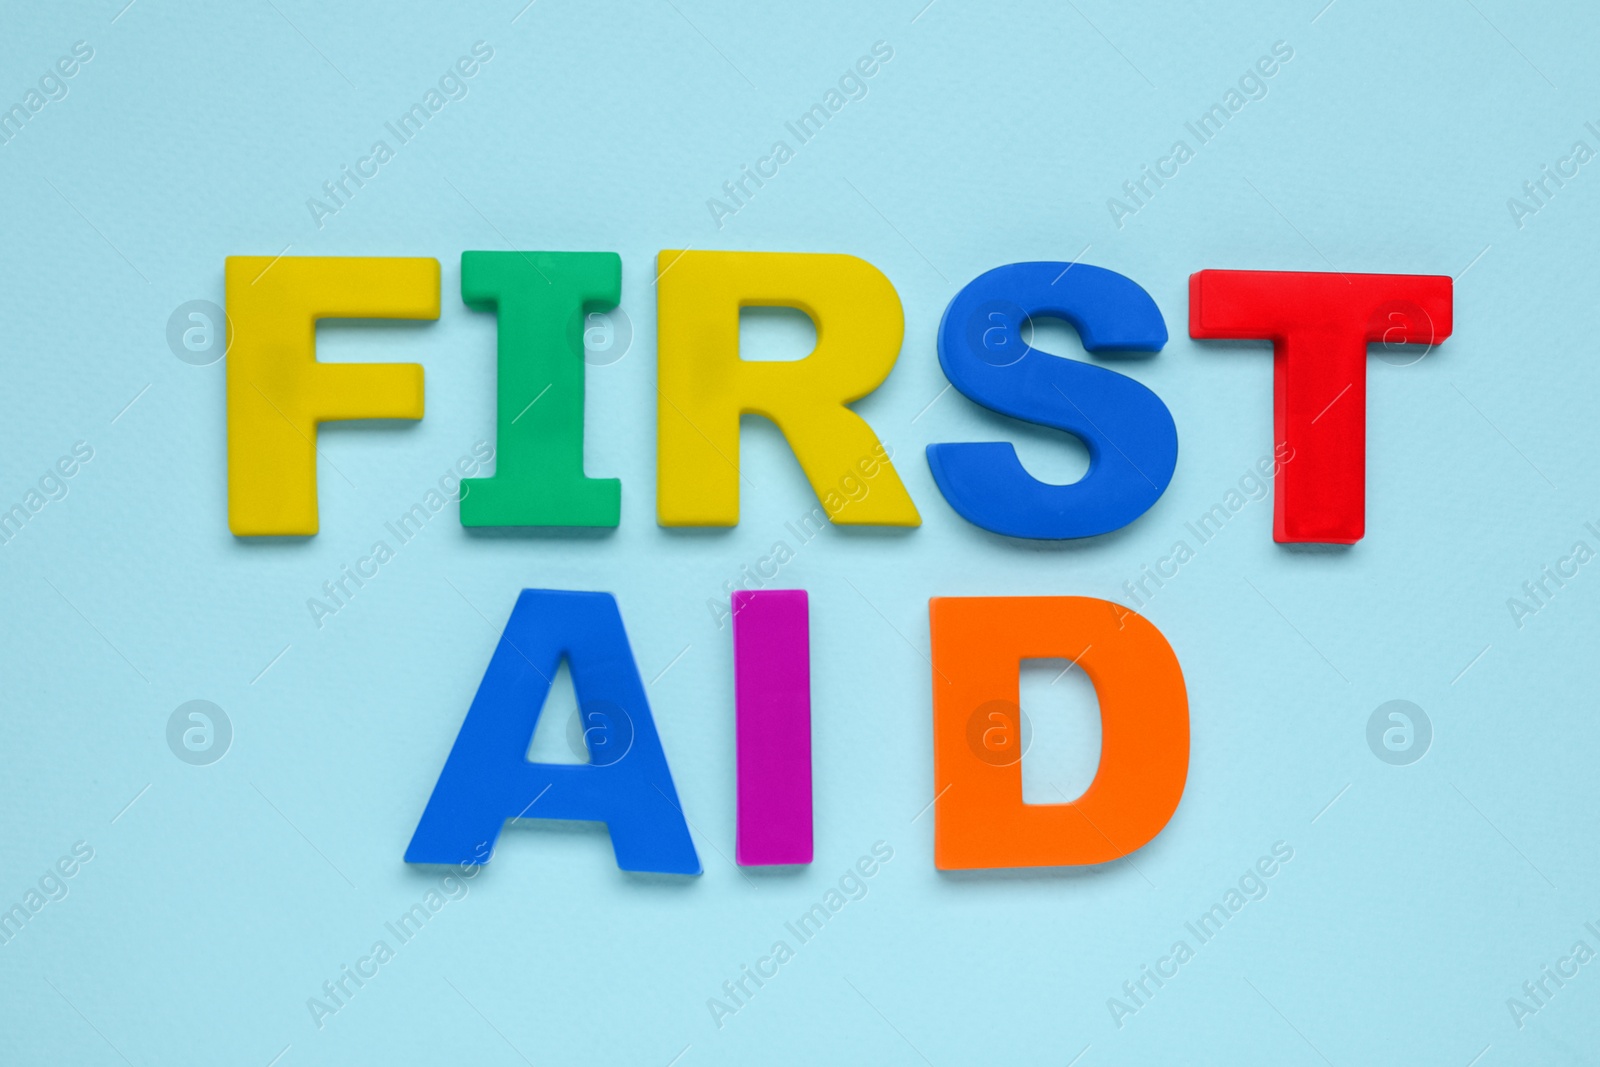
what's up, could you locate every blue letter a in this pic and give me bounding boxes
[405,589,701,875]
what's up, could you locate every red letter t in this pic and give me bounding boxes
[1189,270,1453,543]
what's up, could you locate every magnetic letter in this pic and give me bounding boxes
[929,596,1188,870]
[225,255,435,537]
[406,590,700,875]
[226,256,437,535]
[459,251,622,527]
[927,262,1176,539]
[732,590,812,865]
[1188,269,1453,543]
[655,250,920,527]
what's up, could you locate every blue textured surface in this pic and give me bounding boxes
[1,1,1597,1063]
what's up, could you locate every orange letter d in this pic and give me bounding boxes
[930,596,1189,870]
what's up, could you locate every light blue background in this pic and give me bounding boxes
[2,0,1597,1063]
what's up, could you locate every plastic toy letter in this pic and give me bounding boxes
[405,590,701,875]
[458,251,622,527]
[929,596,1189,870]
[731,590,812,866]
[225,256,438,535]
[655,250,920,527]
[1188,270,1453,543]
[927,262,1177,539]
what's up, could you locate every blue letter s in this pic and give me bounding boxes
[926,262,1177,539]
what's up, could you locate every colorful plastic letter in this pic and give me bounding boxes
[926,262,1176,539]
[458,251,622,527]
[655,250,920,527]
[731,590,812,866]
[406,590,700,875]
[225,256,438,535]
[929,596,1188,870]
[1188,270,1453,543]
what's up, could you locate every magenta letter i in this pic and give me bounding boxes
[731,590,813,865]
